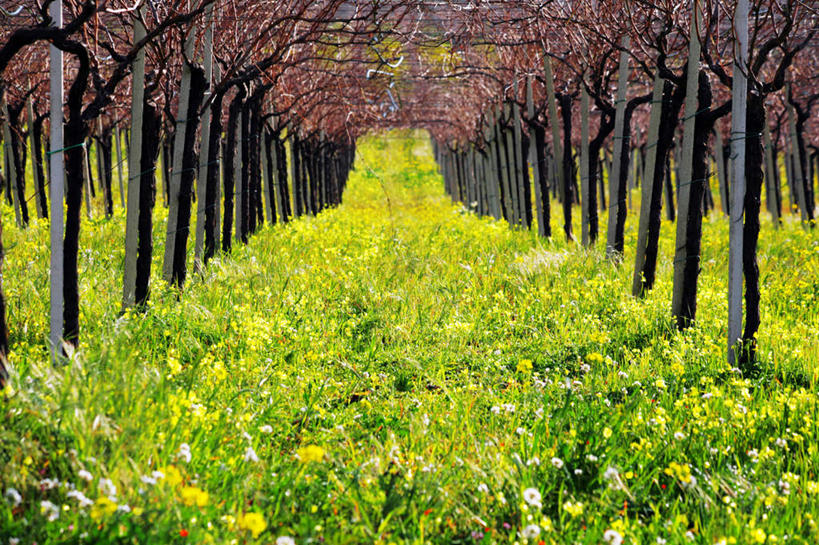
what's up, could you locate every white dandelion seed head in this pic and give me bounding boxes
[603,529,623,545]
[244,446,260,463]
[522,487,542,508]
[5,488,22,508]
[522,524,541,539]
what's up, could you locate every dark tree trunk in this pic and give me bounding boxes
[135,100,161,307]
[239,93,251,242]
[664,154,675,221]
[521,132,533,228]
[587,130,609,242]
[204,91,224,264]
[639,79,685,295]
[739,91,766,370]
[613,106,638,254]
[677,71,714,329]
[63,53,91,347]
[534,124,552,238]
[169,62,206,287]
[223,89,244,252]
[559,93,575,241]
[8,103,30,225]
[98,129,114,216]
[263,127,277,225]
[32,113,48,219]
[793,105,816,223]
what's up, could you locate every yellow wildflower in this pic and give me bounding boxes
[516,359,533,374]
[563,500,584,517]
[90,496,118,521]
[179,486,209,507]
[297,445,325,463]
[237,512,267,538]
[159,465,183,487]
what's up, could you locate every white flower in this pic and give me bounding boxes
[276,537,296,545]
[550,457,564,469]
[674,431,686,441]
[603,466,619,481]
[117,504,131,513]
[516,427,526,436]
[78,469,93,482]
[40,500,60,521]
[140,475,157,486]
[522,487,542,508]
[490,406,501,414]
[586,454,599,462]
[67,490,93,508]
[259,425,274,434]
[151,470,165,481]
[522,524,541,539]
[775,437,788,448]
[574,469,583,475]
[10,538,21,545]
[178,443,192,463]
[526,457,541,467]
[580,363,591,373]
[244,446,260,463]
[618,370,629,379]
[98,478,117,498]
[4,488,22,508]
[603,529,623,545]
[39,478,60,490]
[477,483,489,494]
[656,538,667,545]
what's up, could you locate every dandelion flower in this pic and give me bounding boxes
[604,529,624,545]
[522,524,541,539]
[237,512,267,538]
[4,488,22,508]
[522,488,542,508]
[296,445,325,463]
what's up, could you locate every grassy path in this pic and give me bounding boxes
[2,131,819,544]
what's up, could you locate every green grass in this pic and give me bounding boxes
[1,130,818,544]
